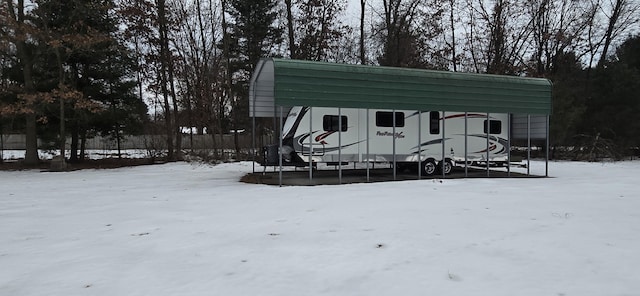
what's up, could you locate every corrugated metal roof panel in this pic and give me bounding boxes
[249,59,276,117]
[250,58,552,117]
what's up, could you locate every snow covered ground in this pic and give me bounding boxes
[1,149,149,161]
[1,160,639,296]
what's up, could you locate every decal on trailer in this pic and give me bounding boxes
[376,131,405,139]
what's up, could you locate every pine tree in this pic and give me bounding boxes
[1,0,41,164]
[226,0,282,157]
[32,0,146,162]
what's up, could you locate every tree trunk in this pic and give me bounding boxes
[360,0,366,64]
[80,129,87,161]
[486,0,507,74]
[221,0,232,160]
[53,47,66,166]
[168,52,182,160]
[59,95,65,161]
[285,0,297,58]
[232,88,240,158]
[597,0,624,68]
[449,0,457,72]
[157,0,174,160]
[7,0,39,164]
[210,129,218,159]
[25,114,38,164]
[70,125,79,162]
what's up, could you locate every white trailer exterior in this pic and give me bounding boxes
[274,106,509,175]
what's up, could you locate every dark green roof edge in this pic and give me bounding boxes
[269,58,552,115]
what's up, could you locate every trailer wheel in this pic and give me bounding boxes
[423,159,437,176]
[438,159,453,175]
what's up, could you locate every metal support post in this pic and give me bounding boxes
[338,108,342,184]
[442,111,446,178]
[507,113,511,177]
[418,111,422,180]
[527,114,531,176]
[366,109,370,182]
[278,106,283,187]
[252,102,256,173]
[309,107,313,182]
[393,109,396,181]
[546,115,550,177]
[465,112,468,177]
[486,113,490,177]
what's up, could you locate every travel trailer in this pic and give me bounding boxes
[263,106,509,175]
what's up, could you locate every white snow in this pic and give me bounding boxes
[1,149,150,160]
[1,160,639,296]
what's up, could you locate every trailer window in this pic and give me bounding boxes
[429,111,440,134]
[484,120,502,134]
[323,115,347,132]
[375,111,405,127]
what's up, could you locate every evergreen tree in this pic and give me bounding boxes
[225,0,282,156]
[585,36,640,155]
[614,35,640,71]
[226,0,282,76]
[1,0,42,164]
[31,0,146,161]
[548,51,587,157]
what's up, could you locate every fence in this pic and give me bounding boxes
[0,133,271,151]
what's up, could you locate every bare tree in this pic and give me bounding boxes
[597,0,639,67]
[156,0,176,160]
[462,0,533,74]
[526,0,593,76]
[290,0,350,62]
[378,0,422,67]
[375,0,446,69]
[172,0,227,158]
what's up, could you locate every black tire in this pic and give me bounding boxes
[423,159,437,175]
[438,159,453,175]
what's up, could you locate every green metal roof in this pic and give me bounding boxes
[249,58,552,117]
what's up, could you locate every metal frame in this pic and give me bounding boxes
[278,106,284,186]
[527,114,531,176]
[486,112,490,177]
[442,111,446,178]
[464,112,468,177]
[338,108,342,184]
[393,109,397,181]
[366,109,370,182]
[418,111,422,180]
[546,115,550,177]
[507,113,511,177]
[308,107,313,182]
[262,108,548,185]
[249,59,552,185]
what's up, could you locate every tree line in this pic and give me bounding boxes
[1,0,639,165]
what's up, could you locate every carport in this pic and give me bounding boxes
[249,58,552,186]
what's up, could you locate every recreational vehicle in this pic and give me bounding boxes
[264,106,509,175]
